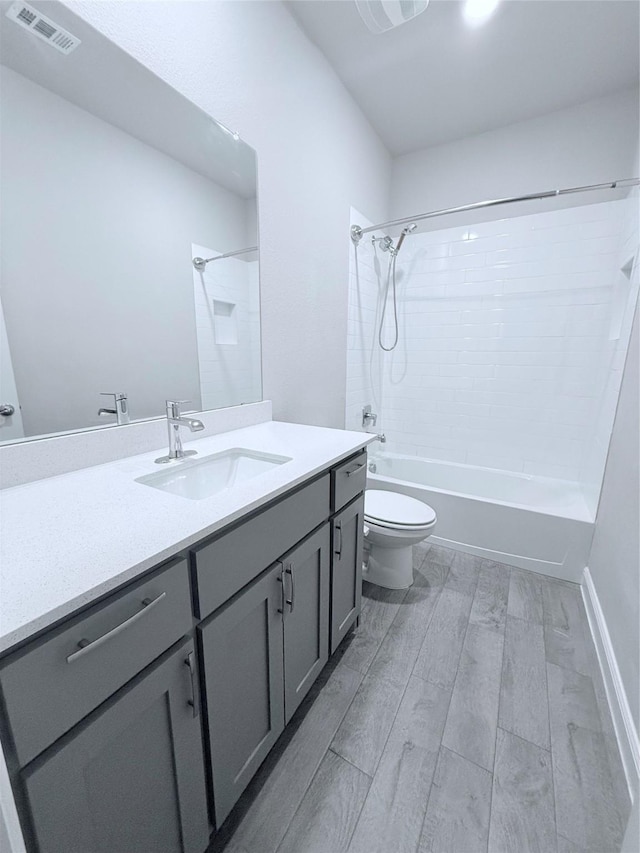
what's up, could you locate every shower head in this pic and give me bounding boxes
[372,234,394,252]
[393,222,417,255]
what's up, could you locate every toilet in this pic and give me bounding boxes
[363,489,437,589]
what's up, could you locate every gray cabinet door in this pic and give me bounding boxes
[199,563,285,828]
[330,495,364,653]
[23,638,210,853]
[282,524,330,722]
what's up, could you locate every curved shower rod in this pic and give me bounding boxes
[192,245,258,271]
[350,177,640,245]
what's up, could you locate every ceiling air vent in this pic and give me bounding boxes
[6,2,81,55]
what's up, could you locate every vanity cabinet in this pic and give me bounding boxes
[22,638,209,853]
[282,524,330,721]
[329,451,366,653]
[0,557,193,767]
[199,563,285,826]
[330,495,365,653]
[199,523,330,826]
[0,448,367,853]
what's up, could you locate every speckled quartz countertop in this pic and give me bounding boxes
[0,421,373,655]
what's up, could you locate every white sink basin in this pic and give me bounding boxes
[135,447,292,500]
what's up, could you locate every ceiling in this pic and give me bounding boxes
[287,0,640,156]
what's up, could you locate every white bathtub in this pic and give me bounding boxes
[367,453,594,582]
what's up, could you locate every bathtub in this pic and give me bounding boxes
[367,453,594,582]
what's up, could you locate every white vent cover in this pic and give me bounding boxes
[355,0,430,34]
[6,2,81,55]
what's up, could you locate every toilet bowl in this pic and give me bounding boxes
[363,489,437,589]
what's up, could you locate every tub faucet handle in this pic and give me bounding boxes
[362,405,377,427]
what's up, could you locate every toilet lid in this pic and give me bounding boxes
[364,490,436,527]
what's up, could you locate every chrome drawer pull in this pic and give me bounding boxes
[66,592,167,664]
[334,522,343,558]
[277,566,285,614]
[285,563,295,612]
[346,462,366,477]
[185,651,199,718]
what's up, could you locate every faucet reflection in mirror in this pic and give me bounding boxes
[155,401,205,464]
[97,392,130,426]
[0,9,261,446]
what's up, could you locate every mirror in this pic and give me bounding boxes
[0,0,261,444]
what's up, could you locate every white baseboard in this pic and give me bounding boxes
[582,566,640,801]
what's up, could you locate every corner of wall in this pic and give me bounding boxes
[582,566,640,803]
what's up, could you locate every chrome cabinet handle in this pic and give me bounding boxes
[277,564,285,613]
[346,462,366,477]
[285,564,295,612]
[185,651,199,718]
[0,404,15,417]
[334,522,343,559]
[66,592,167,663]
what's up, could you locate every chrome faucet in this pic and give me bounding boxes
[155,400,205,464]
[98,392,130,425]
[376,433,386,443]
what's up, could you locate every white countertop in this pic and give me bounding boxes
[0,421,372,654]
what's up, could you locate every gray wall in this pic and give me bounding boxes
[391,88,639,227]
[1,66,250,436]
[588,304,639,730]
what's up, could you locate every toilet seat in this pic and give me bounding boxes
[366,517,436,532]
[364,490,436,528]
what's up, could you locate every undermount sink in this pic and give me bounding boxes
[135,447,292,500]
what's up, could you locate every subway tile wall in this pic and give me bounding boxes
[579,193,639,516]
[347,199,638,504]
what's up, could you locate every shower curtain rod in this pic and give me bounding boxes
[192,245,258,271]
[350,177,640,245]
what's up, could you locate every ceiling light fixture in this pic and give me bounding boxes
[355,0,430,34]
[463,0,501,27]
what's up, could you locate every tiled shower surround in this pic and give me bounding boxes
[347,198,638,514]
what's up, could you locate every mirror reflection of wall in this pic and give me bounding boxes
[192,244,261,411]
[0,7,260,444]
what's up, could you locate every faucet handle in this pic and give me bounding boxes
[101,392,127,402]
[166,399,191,418]
[362,404,377,427]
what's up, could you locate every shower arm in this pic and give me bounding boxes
[350,177,640,244]
[192,245,258,271]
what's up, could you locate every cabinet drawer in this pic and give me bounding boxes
[0,558,192,767]
[192,474,330,619]
[331,450,367,512]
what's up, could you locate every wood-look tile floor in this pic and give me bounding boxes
[210,544,631,853]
